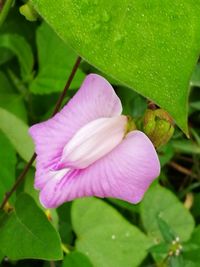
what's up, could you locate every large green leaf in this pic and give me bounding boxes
[72,197,149,267]
[24,169,59,230]
[0,107,34,161]
[0,132,16,204]
[140,184,195,242]
[62,251,93,267]
[31,0,200,134]
[30,22,85,94]
[0,250,3,262]
[0,194,63,260]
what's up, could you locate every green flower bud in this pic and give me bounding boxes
[19,1,38,22]
[143,109,174,148]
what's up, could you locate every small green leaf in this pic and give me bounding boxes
[0,34,33,80]
[72,197,150,267]
[0,193,63,260]
[0,107,34,161]
[148,243,169,254]
[0,131,16,204]
[30,22,85,94]
[31,0,200,133]
[62,251,93,267]
[141,185,195,242]
[157,217,176,243]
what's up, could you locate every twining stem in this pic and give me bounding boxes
[0,0,13,27]
[0,56,82,210]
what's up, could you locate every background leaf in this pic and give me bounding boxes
[141,184,195,242]
[0,34,33,80]
[30,22,85,94]
[191,63,200,87]
[31,0,200,133]
[72,197,150,267]
[62,251,93,267]
[0,193,63,260]
[0,107,34,161]
[0,132,16,204]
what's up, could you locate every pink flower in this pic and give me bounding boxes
[29,74,160,208]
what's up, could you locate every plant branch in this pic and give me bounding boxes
[0,56,82,210]
[0,0,13,27]
[168,161,199,180]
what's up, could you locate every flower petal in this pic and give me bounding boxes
[29,74,122,189]
[56,115,127,169]
[39,131,160,208]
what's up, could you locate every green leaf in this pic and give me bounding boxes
[108,198,140,213]
[57,203,73,244]
[30,22,85,94]
[116,86,147,118]
[0,71,15,93]
[148,243,169,254]
[169,255,184,267]
[72,197,150,267]
[31,0,200,134]
[190,63,200,87]
[24,169,59,230]
[0,193,63,260]
[157,217,176,243]
[171,140,200,155]
[0,131,16,204]
[140,184,195,242]
[0,107,34,161]
[183,227,200,264]
[190,101,200,110]
[158,143,175,167]
[0,34,33,80]
[0,250,3,263]
[0,94,27,122]
[62,251,93,267]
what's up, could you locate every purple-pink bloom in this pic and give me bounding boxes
[29,74,160,208]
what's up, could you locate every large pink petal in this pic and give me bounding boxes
[29,74,122,189]
[39,131,160,208]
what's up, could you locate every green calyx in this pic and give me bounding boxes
[19,1,38,22]
[143,109,174,148]
[125,116,137,135]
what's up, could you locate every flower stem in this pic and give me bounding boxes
[0,0,13,28]
[0,56,82,210]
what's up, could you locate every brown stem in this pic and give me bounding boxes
[0,56,82,210]
[50,261,56,267]
[168,161,199,180]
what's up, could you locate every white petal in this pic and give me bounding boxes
[56,115,127,169]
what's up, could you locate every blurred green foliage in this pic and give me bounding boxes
[0,1,199,267]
